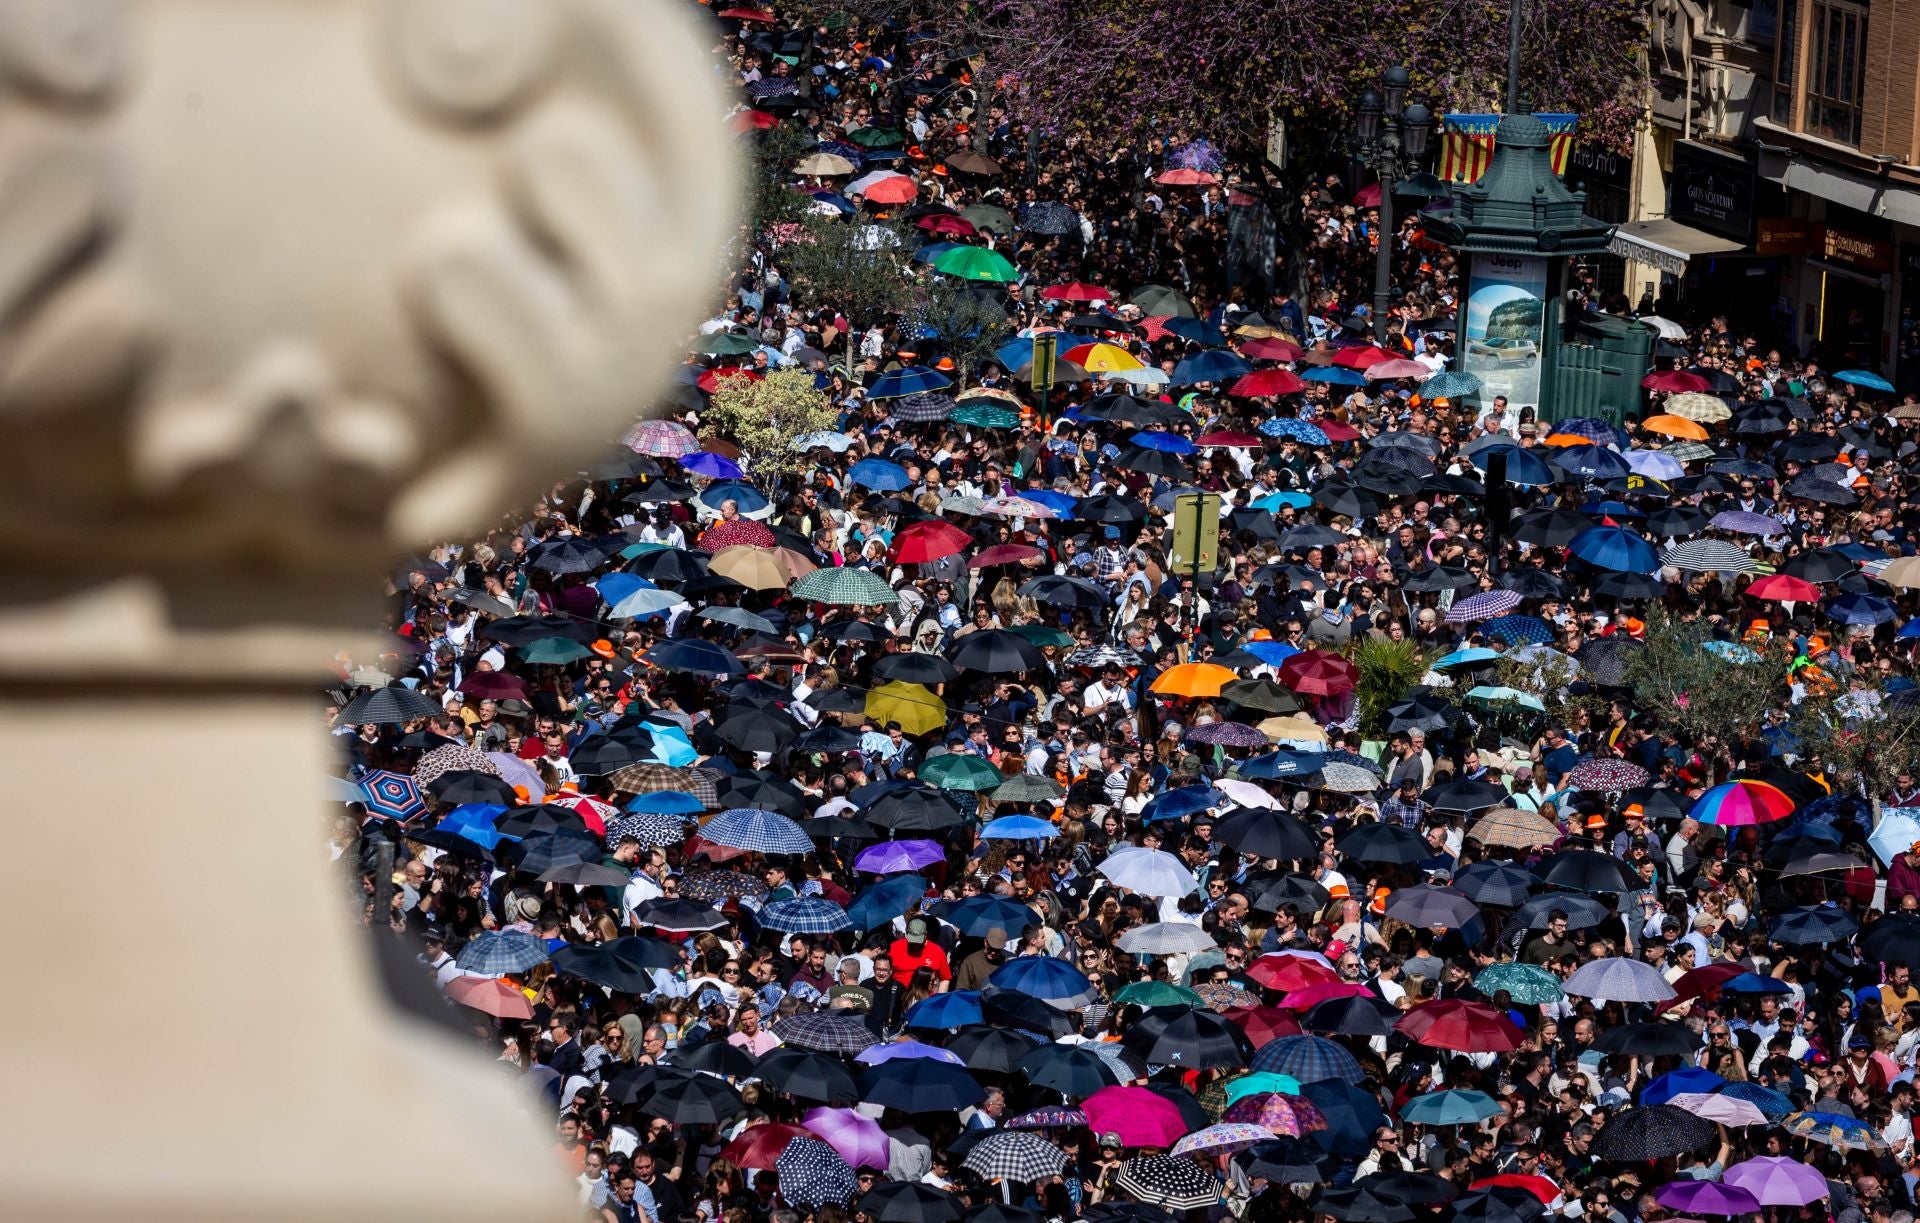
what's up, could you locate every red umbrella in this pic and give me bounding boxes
[863,176,918,205]
[1241,337,1305,361]
[1332,344,1396,369]
[721,1122,819,1169]
[1318,419,1362,442]
[1643,370,1711,393]
[1230,369,1306,397]
[1353,183,1383,208]
[1157,167,1219,186]
[1195,430,1262,448]
[1395,999,1526,1052]
[891,519,973,563]
[1746,573,1822,602]
[969,543,1046,568]
[1278,649,1358,696]
[1246,953,1339,992]
[728,110,778,133]
[1222,1005,1302,1046]
[1279,980,1373,1011]
[696,367,762,394]
[1138,316,1178,342]
[717,7,778,20]
[1042,281,1112,302]
[461,670,529,701]
[1470,1175,1562,1205]
[917,213,976,237]
[698,519,778,551]
[444,976,534,1020]
[1665,962,1747,1005]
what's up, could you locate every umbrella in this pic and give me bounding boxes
[1172,1123,1274,1159]
[642,1073,745,1126]
[1452,863,1541,909]
[861,1183,965,1223]
[1451,1187,1548,1223]
[1401,1090,1502,1126]
[990,956,1099,1008]
[339,686,441,726]
[1249,1035,1362,1083]
[946,1026,1039,1074]
[1724,1156,1832,1206]
[1537,849,1638,891]
[1770,904,1859,944]
[1465,809,1560,851]
[1690,780,1794,825]
[1301,1080,1388,1158]
[1654,1182,1763,1216]
[1083,1085,1189,1148]
[1119,922,1222,955]
[1836,368,1896,392]
[1122,1006,1253,1068]
[1337,823,1427,865]
[1473,962,1563,1004]
[776,1136,859,1208]
[1664,1092,1770,1128]
[1562,956,1678,1003]
[455,929,549,975]
[1662,539,1755,572]
[1098,848,1198,897]
[1018,1044,1121,1098]
[1115,1157,1220,1210]
[1395,1000,1525,1052]
[1593,1022,1699,1057]
[760,896,853,935]
[1567,525,1660,574]
[773,1012,880,1054]
[1588,1106,1718,1160]
[702,807,812,855]
[1302,994,1399,1037]
[859,1059,983,1114]
[1782,1110,1887,1151]
[1383,885,1482,929]
[964,1131,1067,1182]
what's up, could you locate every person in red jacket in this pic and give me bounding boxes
[1890,841,1920,911]
[888,917,952,983]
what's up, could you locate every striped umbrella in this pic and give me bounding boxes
[1662,539,1755,572]
[624,418,701,457]
[1445,589,1523,623]
[1115,1156,1222,1210]
[791,567,899,606]
[359,770,427,820]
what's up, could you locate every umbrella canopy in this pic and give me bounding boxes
[1561,956,1679,1003]
[1591,1106,1719,1160]
[963,1131,1067,1182]
[1395,1000,1525,1052]
[1723,1156,1832,1206]
[1115,1156,1220,1210]
[1249,1035,1362,1083]
[1653,1181,1763,1216]
[1083,1086,1189,1148]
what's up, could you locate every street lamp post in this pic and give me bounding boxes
[1352,66,1432,345]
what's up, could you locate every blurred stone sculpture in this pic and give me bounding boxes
[0,0,736,1217]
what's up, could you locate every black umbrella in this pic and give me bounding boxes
[1313,1186,1418,1223]
[1575,636,1643,686]
[947,629,1050,673]
[1337,822,1427,865]
[1237,1138,1330,1183]
[867,787,966,832]
[1862,913,1920,966]
[1221,677,1303,714]
[1401,565,1478,594]
[1537,849,1638,891]
[1769,904,1859,945]
[628,548,710,583]
[1587,570,1665,600]
[1382,884,1482,929]
[625,479,697,506]
[641,1073,745,1125]
[426,770,520,806]
[1302,994,1399,1036]
[528,538,607,574]
[983,987,1079,1037]
[603,1063,684,1106]
[820,619,895,644]
[1121,1005,1253,1069]
[672,1038,759,1079]
[1588,1103,1716,1159]
[1311,480,1381,521]
[1075,493,1151,524]
[480,614,598,645]
[1349,468,1423,497]
[1354,446,1432,476]
[1386,694,1451,733]
[1424,472,1486,497]
[1777,433,1842,462]
[1512,893,1611,931]
[715,708,803,754]
[1226,509,1283,542]
[860,1058,985,1113]
[1783,548,1861,585]
[1357,1171,1459,1205]
[862,1183,965,1223]
[756,1047,860,1104]
[569,735,643,776]
[549,942,661,993]
[1215,807,1318,860]
[1278,523,1349,551]
[947,1025,1041,1073]
[1020,574,1113,610]
[1451,1187,1547,1223]
[1498,568,1567,600]
[339,685,441,726]
[1642,505,1710,538]
[495,803,593,839]
[1452,862,1539,907]
[1786,476,1856,505]
[1020,201,1078,235]
[718,775,810,818]
[1421,777,1511,813]
[1511,509,1593,548]
[1017,1043,1121,1097]
[631,897,731,933]
[1249,874,1332,913]
[1113,446,1190,479]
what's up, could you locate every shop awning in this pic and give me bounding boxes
[1606,219,1744,275]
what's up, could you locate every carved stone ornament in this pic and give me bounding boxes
[0,0,738,679]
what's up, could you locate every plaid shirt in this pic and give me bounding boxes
[1379,796,1428,830]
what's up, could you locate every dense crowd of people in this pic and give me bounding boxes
[326,7,1920,1223]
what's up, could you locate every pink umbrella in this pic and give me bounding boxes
[1367,358,1430,380]
[1724,1156,1830,1206]
[1664,1092,1768,1128]
[802,1106,890,1170]
[1083,1085,1187,1148]
[444,976,533,1019]
[1279,980,1374,1011]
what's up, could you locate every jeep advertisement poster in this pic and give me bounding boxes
[1461,254,1547,421]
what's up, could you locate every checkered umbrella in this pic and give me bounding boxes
[777,1137,859,1208]
[1555,416,1629,446]
[1479,613,1555,646]
[455,929,550,975]
[1465,808,1561,850]
[791,567,899,606]
[1172,1122,1275,1158]
[890,391,957,422]
[1445,589,1523,623]
[1566,759,1651,791]
[624,419,701,458]
[1315,762,1381,793]
[1116,1156,1221,1210]
[609,763,697,796]
[774,1012,881,1053]
[680,869,768,902]
[962,1131,1068,1182]
[1248,1035,1362,1083]
[605,811,688,849]
[412,742,498,789]
[339,685,440,726]
[760,897,853,934]
[359,770,426,820]
[702,807,813,855]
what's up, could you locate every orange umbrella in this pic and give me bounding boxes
[1149,662,1237,698]
[445,976,534,1020]
[1641,414,1710,440]
[1541,432,1591,447]
[863,176,918,204]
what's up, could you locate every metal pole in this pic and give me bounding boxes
[1373,153,1395,344]
[1507,0,1524,113]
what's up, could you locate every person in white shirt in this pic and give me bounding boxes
[621,850,666,923]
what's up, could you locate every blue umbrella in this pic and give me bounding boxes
[1468,443,1556,486]
[695,480,770,515]
[1433,647,1501,669]
[848,457,912,491]
[858,1058,984,1113]
[359,769,426,820]
[1770,904,1858,944]
[1417,371,1483,400]
[761,897,854,934]
[1567,525,1661,574]
[681,451,745,480]
[1251,490,1313,511]
[456,929,550,974]
[1238,750,1326,779]
[1170,350,1251,384]
[981,815,1060,840]
[1400,1089,1501,1126]
[989,956,1098,1006]
[1131,430,1196,454]
[870,366,954,399]
[1717,1081,1794,1121]
[326,776,370,804]
[1251,1035,1363,1083]
[1480,614,1556,646]
[1549,444,1634,480]
[1829,593,1896,626]
[936,894,1041,937]
[1024,489,1079,516]
[703,807,814,855]
[1302,1080,1388,1158]
[1140,784,1225,823]
[1722,971,1792,994]
[1243,641,1302,667]
[1160,315,1225,347]
[903,990,984,1029]
[1260,418,1330,444]
[1556,416,1629,447]
[627,790,705,815]
[913,240,963,265]
[642,638,744,676]
[1643,1066,1725,1105]
[594,572,655,611]
[846,874,929,931]
[1301,366,1367,386]
[1835,369,1895,392]
[807,191,855,214]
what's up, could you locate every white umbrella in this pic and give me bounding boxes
[1214,778,1281,809]
[1638,315,1688,340]
[1869,812,1920,864]
[1561,956,1677,1003]
[1097,848,1198,898]
[1100,368,1171,387]
[1118,922,1219,955]
[1665,1093,1770,1127]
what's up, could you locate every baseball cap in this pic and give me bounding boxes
[907,918,930,944]
[984,928,1007,949]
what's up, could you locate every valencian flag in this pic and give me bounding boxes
[1439,113,1577,183]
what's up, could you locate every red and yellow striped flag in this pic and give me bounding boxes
[1440,113,1579,183]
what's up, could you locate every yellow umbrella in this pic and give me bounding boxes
[707,545,790,591]
[1070,342,1145,372]
[1259,715,1328,744]
[794,152,857,176]
[1149,662,1237,698]
[866,681,949,737]
[1234,322,1286,338]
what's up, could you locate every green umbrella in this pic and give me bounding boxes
[521,637,594,665]
[619,541,672,560]
[694,331,758,357]
[920,753,1006,792]
[1465,685,1545,712]
[950,403,1021,429]
[932,245,1019,283]
[1130,283,1197,318]
[1010,624,1074,648]
[1473,962,1563,1004]
[1111,980,1204,1009]
[960,204,1016,235]
[848,126,904,148]
[790,567,898,606]
[987,774,1064,803]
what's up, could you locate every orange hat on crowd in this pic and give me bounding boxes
[1586,813,1609,829]
[934,357,956,371]
[1369,886,1390,916]
[591,638,616,660]
[1327,881,1350,899]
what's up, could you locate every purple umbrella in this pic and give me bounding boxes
[1710,509,1783,535]
[682,451,745,480]
[854,838,945,875]
[1445,589,1523,623]
[802,1107,890,1170]
[855,1039,964,1066]
[1185,721,1272,748]
[1724,1157,1830,1206]
[1655,1181,1763,1216]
